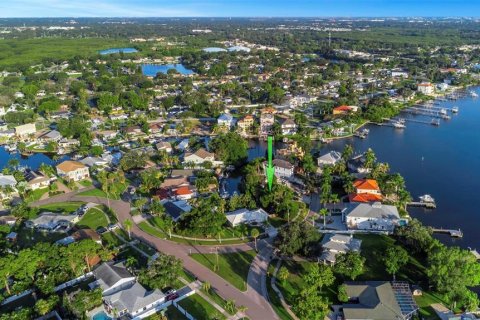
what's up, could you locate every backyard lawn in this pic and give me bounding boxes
[178,294,226,320]
[190,251,256,291]
[38,201,84,214]
[101,231,123,249]
[77,207,109,230]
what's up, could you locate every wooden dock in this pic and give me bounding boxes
[407,201,436,209]
[431,228,463,238]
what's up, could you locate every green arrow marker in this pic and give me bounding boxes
[266,136,275,191]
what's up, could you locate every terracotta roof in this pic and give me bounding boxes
[56,161,86,172]
[353,179,380,191]
[174,186,193,196]
[334,105,353,112]
[349,193,383,203]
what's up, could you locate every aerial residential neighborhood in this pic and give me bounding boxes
[0,2,479,320]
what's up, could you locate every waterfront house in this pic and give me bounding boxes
[14,123,36,138]
[333,105,358,115]
[417,82,435,95]
[237,115,255,136]
[264,158,295,180]
[280,118,297,135]
[341,281,418,320]
[349,179,383,203]
[24,170,52,190]
[347,154,371,176]
[343,202,400,232]
[38,130,62,143]
[56,160,90,182]
[260,112,275,138]
[225,208,269,227]
[217,113,235,128]
[320,234,362,264]
[317,151,342,172]
[0,174,18,200]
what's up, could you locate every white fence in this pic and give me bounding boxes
[54,272,93,292]
[132,289,196,320]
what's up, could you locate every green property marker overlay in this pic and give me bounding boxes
[266,136,275,191]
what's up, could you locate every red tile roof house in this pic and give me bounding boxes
[333,105,358,115]
[349,178,383,203]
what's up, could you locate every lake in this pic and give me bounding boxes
[0,148,70,171]
[141,64,194,77]
[322,88,480,249]
[99,47,138,55]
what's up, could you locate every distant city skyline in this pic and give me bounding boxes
[2,0,480,18]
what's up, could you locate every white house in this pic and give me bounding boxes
[417,82,435,95]
[183,148,219,166]
[14,123,36,138]
[25,212,79,232]
[24,170,52,190]
[225,208,269,227]
[0,174,18,200]
[91,261,166,319]
[343,202,401,232]
[320,234,362,264]
[280,118,297,135]
[56,160,90,181]
[264,158,294,180]
[217,113,235,128]
[317,151,342,169]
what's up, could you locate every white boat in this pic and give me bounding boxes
[452,106,459,113]
[470,91,478,98]
[392,121,406,129]
[5,144,17,152]
[439,108,447,115]
[419,194,435,203]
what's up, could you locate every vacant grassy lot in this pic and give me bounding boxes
[77,207,109,230]
[191,251,256,291]
[178,294,226,320]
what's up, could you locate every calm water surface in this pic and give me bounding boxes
[141,64,194,76]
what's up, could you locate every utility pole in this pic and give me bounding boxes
[328,31,331,47]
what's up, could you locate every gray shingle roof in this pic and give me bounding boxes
[93,261,134,290]
[343,281,404,320]
[345,202,400,220]
[105,282,165,314]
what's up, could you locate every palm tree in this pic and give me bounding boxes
[251,228,260,252]
[202,281,211,293]
[123,219,133,239]
[320,208,329,229]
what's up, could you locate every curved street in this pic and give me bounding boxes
[32,191,279,320]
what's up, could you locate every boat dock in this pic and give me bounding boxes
[470,249,480,260]
[402,107,451,119]
[431,228,463,238]
[407,201,437,209]
[402,118,440,126]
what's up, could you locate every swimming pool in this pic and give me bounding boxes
[91,311,112,320]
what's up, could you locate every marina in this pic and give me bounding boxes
[322,86,480,248]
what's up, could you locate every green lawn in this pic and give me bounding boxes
[415,292,449,320]
[38,201,84,214]
[101,231,123,249]
[77,188,109,198]
[140,219,250,246]
[78,180,93,188]
[354,234,427,284]
[178,294,226,320]
[77,207,109,230]
[190,251,257,291]
[164,306,188,320]
[201,288,237,315]
[136,241,157,256]
[25,188,49,202]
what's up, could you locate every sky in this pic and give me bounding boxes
[1,0,480,18]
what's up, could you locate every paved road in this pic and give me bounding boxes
[32,192,279,320]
